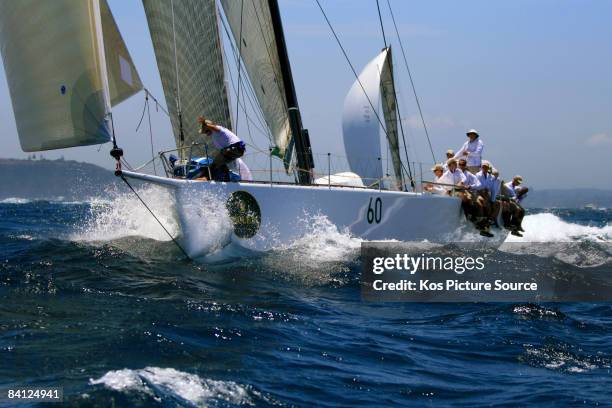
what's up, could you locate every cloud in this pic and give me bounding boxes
[586,133,612,146]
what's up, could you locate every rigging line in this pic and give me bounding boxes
[235,0,245,133]
[376,0,387,47]
[314,0,393,148]
[145,93,158,175]
[223,46,257,144]
[120,175,189,259]
[376,62,405,189]
[143,87,170,117]
[386,0,436,163]
[170,0,185,151]
[250,0,293,152]
[218,9,271,134]
[170,0,181,113]
[389,72,415,187]
[221,40,271,142]
[135,90,148,132]
[240,70,255,146]
[395,99,415,188]
[375,0,413,188]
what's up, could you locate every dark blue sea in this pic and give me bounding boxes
[1,194,611,407]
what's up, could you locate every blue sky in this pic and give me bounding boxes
[1,0,611,189]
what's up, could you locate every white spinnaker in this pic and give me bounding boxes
[219,0,291,159]
[0,0,142,152]
[342,48,404,188]
[142,0,232,157]
[342,50,388,185]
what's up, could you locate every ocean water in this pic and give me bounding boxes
[0,191,611,407]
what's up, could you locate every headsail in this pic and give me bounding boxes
[0,0,141,152]
[342,48,403,188]
[219,0,291,160]
[142,0,232,157]
[100,0,143,106]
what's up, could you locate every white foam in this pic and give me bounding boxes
[286,213,362,264]
[90,369,146,392]
[71,185,179,242]
[0,197,31,204]
[258,213,363,285]
[89,367,251,406]
[505,212,612,242]
[175,190,233,259]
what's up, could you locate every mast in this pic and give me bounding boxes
[268,0,313,185]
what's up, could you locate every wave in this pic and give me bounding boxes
[89,367,253,406]
[258,213,362,286]
[506,212,611,243]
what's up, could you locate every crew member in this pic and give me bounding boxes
[424,164,446,195]
[504,175,526,235]
[454,129,484,174]
[458,158,486,223]
[442,149,454,170]
[197,117,249,181]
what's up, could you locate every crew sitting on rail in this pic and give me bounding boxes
[454,129,484,174]
[423,164,446,195]
[500,175,526,236]
[439,159,466,193]
[472,160,500,236]
[442,149,454,171]
[458,158,488,227]
[197,116,249,182]
[489,167,502,227]
[508,175,529,203]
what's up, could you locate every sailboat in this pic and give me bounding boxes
[0,0,507,258]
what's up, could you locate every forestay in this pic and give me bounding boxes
[0,0,142,152]
[219,0,292,160]
[142,0,232,158]
[342,48,402,188]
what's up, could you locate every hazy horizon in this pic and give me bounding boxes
[1,0,611,189]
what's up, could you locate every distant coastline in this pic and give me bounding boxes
[0,157,118,201]
[0,158,611,208]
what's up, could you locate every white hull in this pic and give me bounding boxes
[122,171,508,258]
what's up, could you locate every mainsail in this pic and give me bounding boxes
[0,0,142,152]
[342,48,403,187]
[142,0,232,157]
[219,0,292,160]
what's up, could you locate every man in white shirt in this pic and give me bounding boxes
[423,164,446,195]
[439,159,466,193]
[458,158,480,190]
[502,175,526,235]
[454,129,484,174]
[459,158,494,236]
[198,117,250,181]
[474,161,500,235]
[442,149,454,171]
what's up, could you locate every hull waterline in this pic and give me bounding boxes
[121,171,508,258]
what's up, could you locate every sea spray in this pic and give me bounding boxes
[175,189,233,259]
[506,212,612,242]
[71,184,179,242]
[261,212,362,286]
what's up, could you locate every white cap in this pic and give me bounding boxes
[466,129,479,136]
